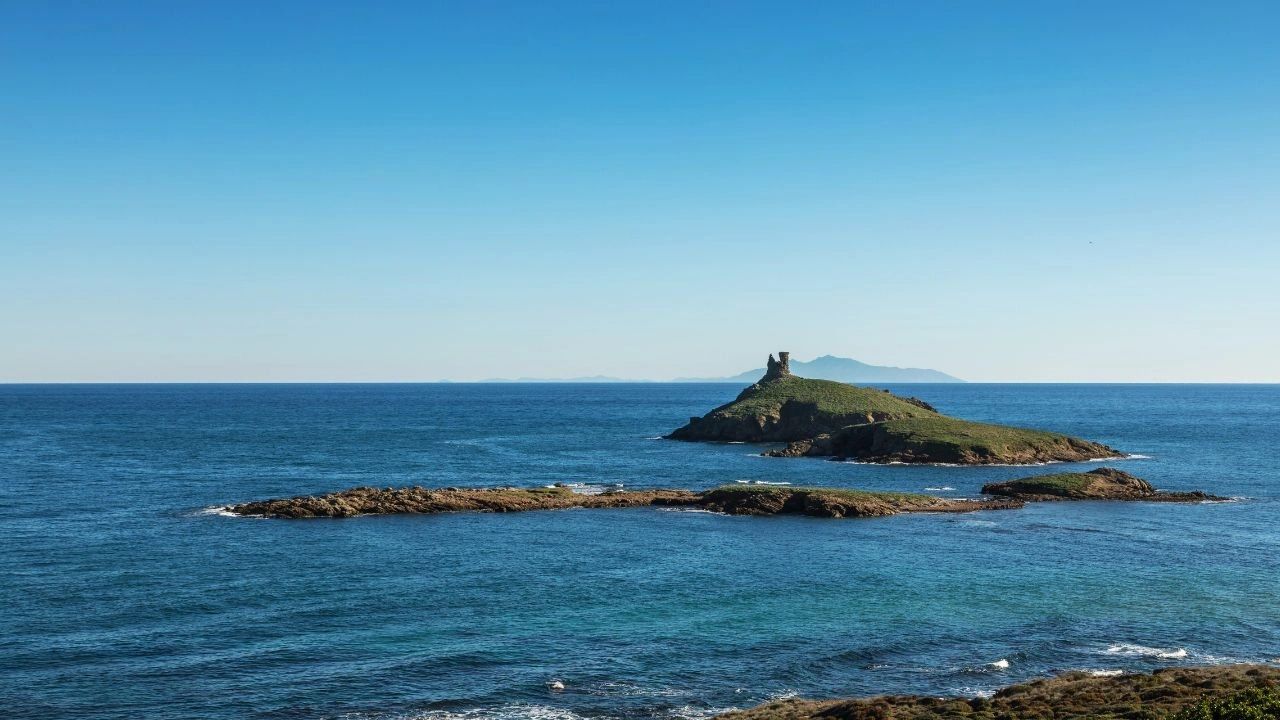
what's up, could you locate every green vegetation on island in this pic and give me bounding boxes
[671,352,1123,465]
[668,354,937,443]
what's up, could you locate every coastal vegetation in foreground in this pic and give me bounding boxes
[226,469,1223,519]
[713,665,1280,720]
[670,352,1123,465]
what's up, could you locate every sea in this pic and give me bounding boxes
[2,383,1278,720]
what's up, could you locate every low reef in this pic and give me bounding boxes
[226,485,1018,520]
[225,469,1220,520]
[715,665,1280,720]
[670,352,1123,465]
[982,467,1228,502]
[227,486,698,519]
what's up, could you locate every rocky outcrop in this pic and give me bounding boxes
[982,467,1226,502]
[696,486,1021,518]
[715,665,1280,720]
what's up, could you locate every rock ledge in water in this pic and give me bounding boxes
[982,467,1228,502]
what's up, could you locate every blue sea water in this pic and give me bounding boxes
[2,383,1279,720]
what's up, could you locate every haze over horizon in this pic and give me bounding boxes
[3,2,1279,383]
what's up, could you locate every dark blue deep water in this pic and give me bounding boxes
[3,384,1279,720]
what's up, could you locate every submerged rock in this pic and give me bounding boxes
[982,467,1227,502]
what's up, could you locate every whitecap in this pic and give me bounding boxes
[194,506,242,518]
[1105,643,1188,659]
[988,659,1010,669]
[924,486,956,491]
[1087,669,1125,677]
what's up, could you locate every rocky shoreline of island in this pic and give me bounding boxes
[713,664,1280,720]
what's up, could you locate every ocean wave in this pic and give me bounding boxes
[1105,643,1188,659]
[1086,669,1125,677]
[734,480,791,486]
[542,483,623,496]
[194,506,244,518]
[988,659,1010,670]
[390,705,591,720]
[655,507,727,515]
[950,686,997,699]
[924,486,956,491]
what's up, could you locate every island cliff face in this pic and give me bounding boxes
[670,352,1123,465]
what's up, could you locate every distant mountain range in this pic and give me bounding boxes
[475,355,962,384]
[675,355,962,383]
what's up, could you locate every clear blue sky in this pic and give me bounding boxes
[3,1,1277,382]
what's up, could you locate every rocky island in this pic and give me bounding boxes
[715,664,1280,720]
[226,484,1020,519]
[226,469,1220,520]
[671,352,1123,465]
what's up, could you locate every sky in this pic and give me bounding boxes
[2,1,1278,382]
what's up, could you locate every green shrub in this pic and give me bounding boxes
[1172,687,1280,720]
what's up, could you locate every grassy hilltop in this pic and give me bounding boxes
[668,374,937,443]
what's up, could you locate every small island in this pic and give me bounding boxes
[670,352,1123,465]
[224,469,1221,520]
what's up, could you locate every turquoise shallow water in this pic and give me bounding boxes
[2,383,1279,719]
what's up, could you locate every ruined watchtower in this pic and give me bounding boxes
[762,351,792,382]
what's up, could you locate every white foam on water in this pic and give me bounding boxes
[655,507,727,515]
[988,659,1010,670]
[924,486,956,491]
[1105,643,1188,659]
[542,483,623,496]
[1086,669,1125,677]
[727,441,746,444]
[951,686,997,699]
[194,506,248,518]
[733,480,791,486]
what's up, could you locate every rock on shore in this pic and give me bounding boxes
[715,665,1280,720]
[982,467,1228,502]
